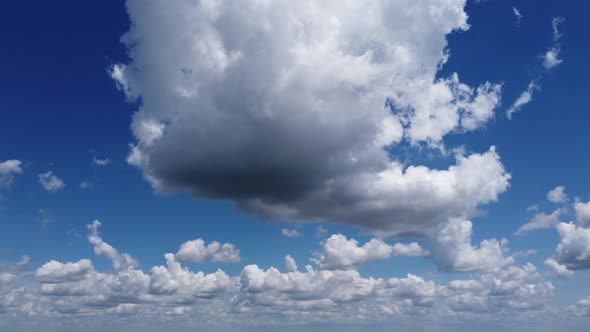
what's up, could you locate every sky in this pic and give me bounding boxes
[1,0,590,331]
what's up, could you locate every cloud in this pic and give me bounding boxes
[569,296,590,317]
[0,160,23,190]
[281,228,302,238]
[542,46,562,69]
[174,238,241,263]
[284,255,298,272]
[515,208,562,235]
[547,185,568,203]
[0,221,556,325]
[541,17,565,70]
[544,257,574,278]
[80,180,94,189]
[552,17,565,41]
[93,156,112,166]
[574,200,590,227]
[35,259,94,283]
[316,234,427,270]
[549,222,590,271]
[87,220,140,270]
[507,81,539,119]
[113,0,506,237]
[512,7,522,24]
[430,218,513,272]
[38,171,65,192]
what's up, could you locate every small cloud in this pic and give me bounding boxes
[93,156,112,167]
[0,160,23,190]
[512,7,522,25]
[552,17,565,41]
[80,181,94,190]
[547,185,568,204]
[38,171,65,192]
[515,208,562,235]
[38,209,53,229]
[507,81,539,119]
[281,228,302,238]
[315,225,327,238]
[542,46,562,69]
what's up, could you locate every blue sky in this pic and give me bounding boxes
[1,0,590,331]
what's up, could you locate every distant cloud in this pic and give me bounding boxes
[512,7,522,24]
[552,17,565,41]
[175,238,240,263]
[507,81,539,119]
[38,171,65,192]
[281,228,302,238]
[93,156,111,166]
[80,180,94,190]
[516,209,562,235]
[547,185,568,203]
[316,234,427,270]
[0,160,23,190]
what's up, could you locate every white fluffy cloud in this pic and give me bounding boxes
[516,208,562,235]
[547,185,568,203]
[549,222,590,271]
[38,171,65,192]
[112,0,506,237]
[569,295,590,317]
[284,255,298,272]
[0,160,23,190]
[316,234,426,270]
[88,220,139,270]
[174,238,240,263]
[0,221,557,326]
[544,257,574,278]
[430,218,513,272]
[574,200,590,227]
[35,259,94,283]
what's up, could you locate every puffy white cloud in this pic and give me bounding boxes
[569,296,590,317]
[38,171,65,192]
[87,220,139,270]
[574,200,590,227]
[430,218,513,272]
[515,208,562,235]
[0,222,557,325]
[0,160,23,190]
[550,222,590,270]
[281,228,302,238]
[284,255,298,272]
[444,263,553,313]
[113,0,506,236]
[148,253,236,297]
[316,234,427,270]
[544,258,574,278]
[247,146,510,237]
[506,81,539,119]
[174,238,240,263]
[547,185,568,203]
[35,259,94,283]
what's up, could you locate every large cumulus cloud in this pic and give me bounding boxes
[112,0,507,236]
